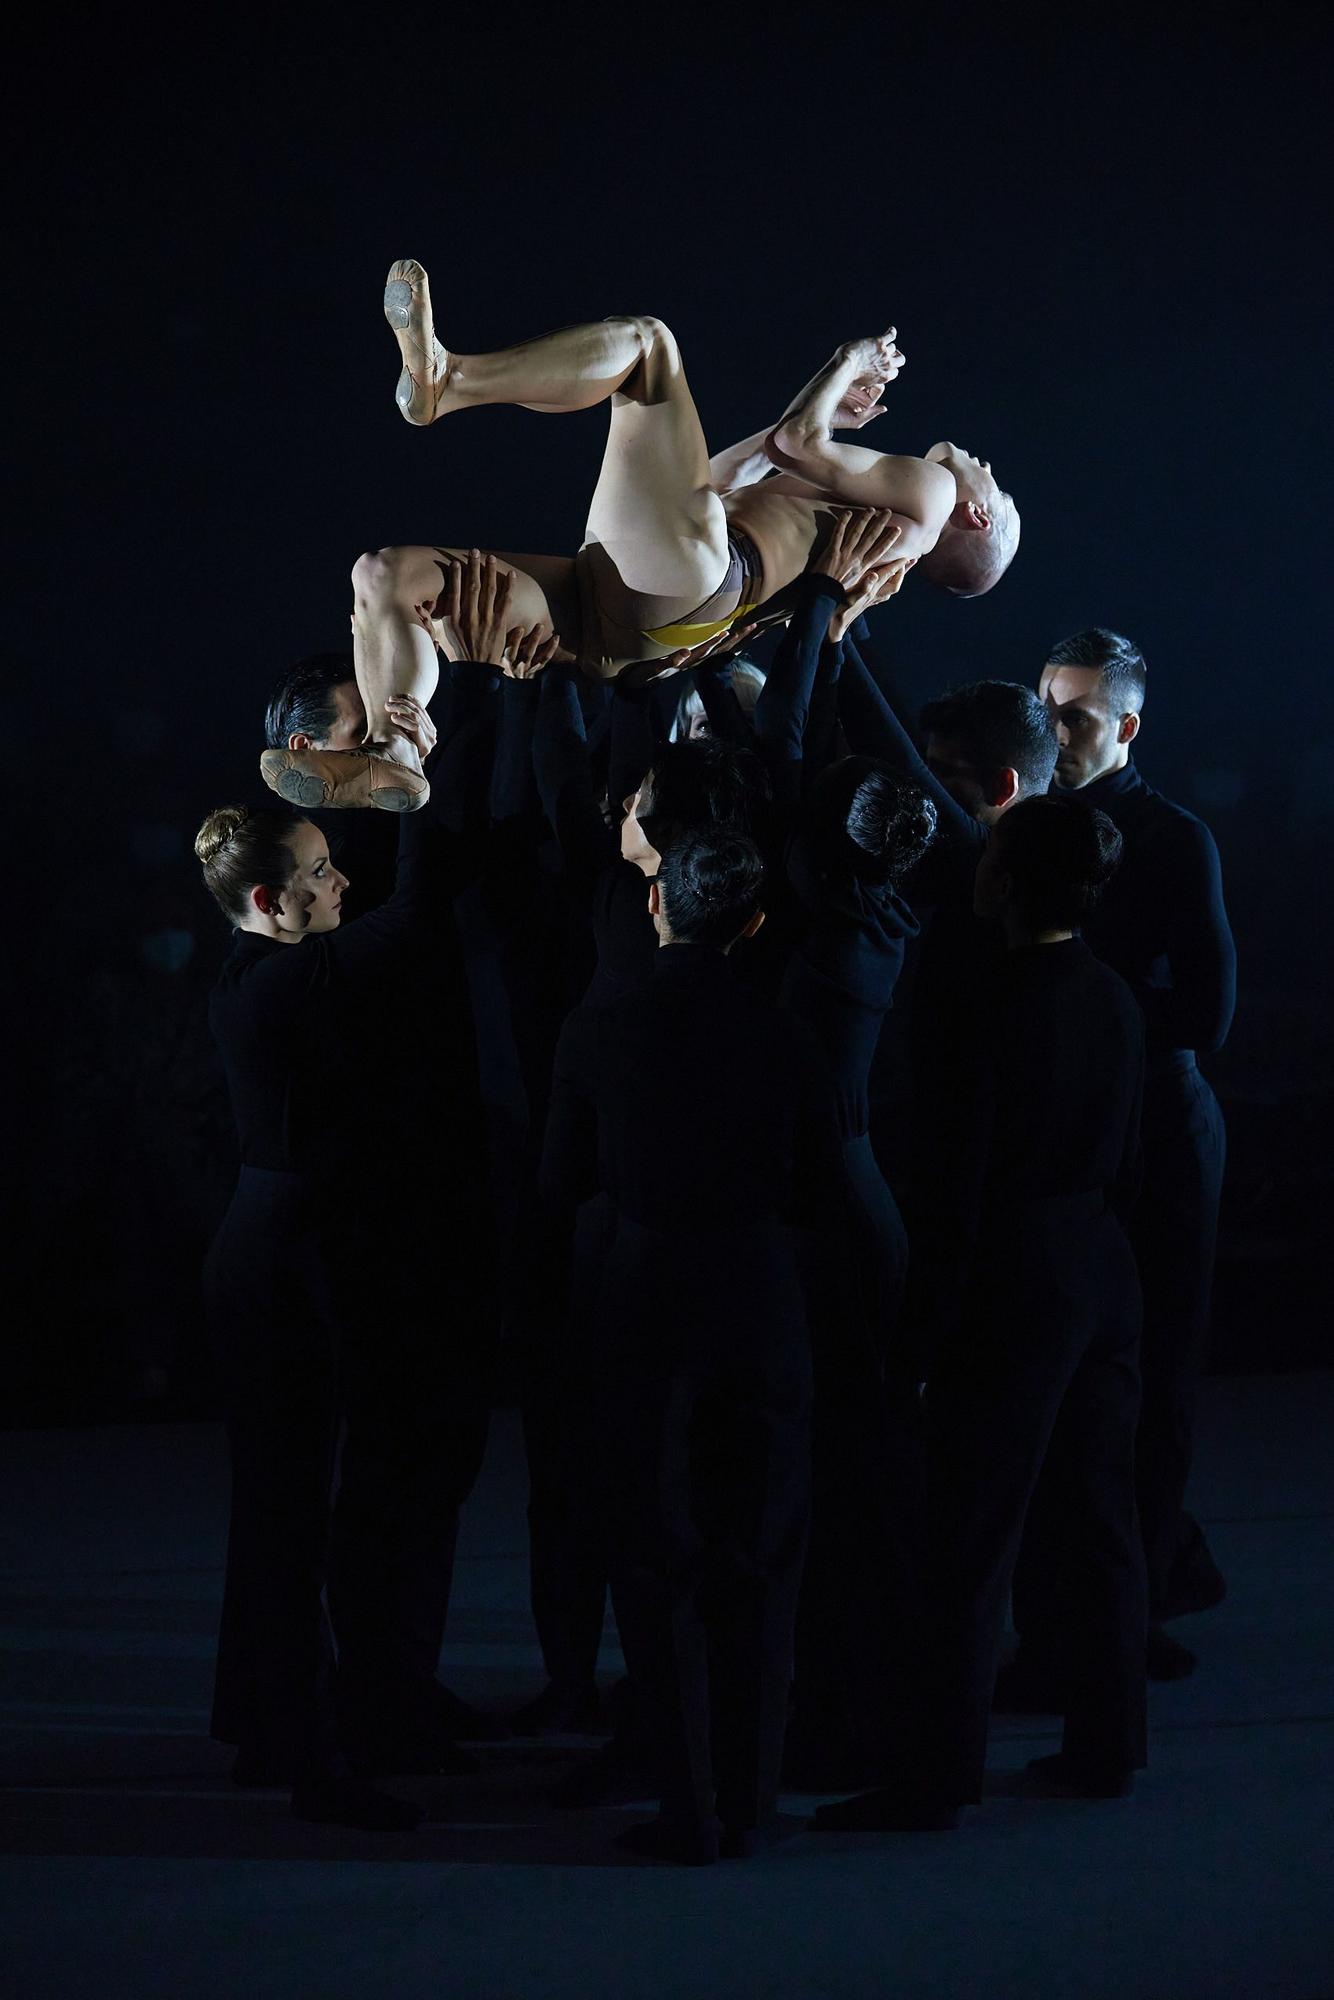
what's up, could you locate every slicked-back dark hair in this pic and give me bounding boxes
[919,680,1058,796]
[992,794,1123,930]
[657,828,765,950]
[1047,627,1147,716]
[637,737,773,856]
[264,653,357,749]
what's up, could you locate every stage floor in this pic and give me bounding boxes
[1,1374,1331,2000]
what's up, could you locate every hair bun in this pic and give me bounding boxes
[194,804,249,865]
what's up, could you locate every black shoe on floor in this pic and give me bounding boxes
[1021,1752,1135,1799]
[810,1788,963,1833]
[613,1815,720,1866]
[720,1813,806,1858]
[291,1779,423,1831]
[510,1681,606,1737]
[992,1655,1065,1714]
[1146,1625,1197,1680]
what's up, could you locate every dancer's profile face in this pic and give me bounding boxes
[316,681,368,752]
[925,441,1010,523]
[620,778,661,872]
[266,820,348,936]
[1040,665,1138,790]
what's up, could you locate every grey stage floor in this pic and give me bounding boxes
[1,1374,1332,2000]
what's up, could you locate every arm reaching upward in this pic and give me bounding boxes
[765,334,957,555]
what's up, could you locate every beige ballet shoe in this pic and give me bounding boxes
[384,259,450,426]
[259,747,430,813]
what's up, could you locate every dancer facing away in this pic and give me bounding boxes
[261,261,1018,813]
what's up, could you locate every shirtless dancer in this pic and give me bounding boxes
[261,261,1019,811]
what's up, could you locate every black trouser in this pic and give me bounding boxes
[594,1219,813,1838]
[793,1133,919,1766]
[329,1228,492,1739]
[911,1199,1147,1804]
[521,1196,614,1696]
[206,1169,491,1775]
[1132,1062,1227,1615]
[205,1170,343,1782]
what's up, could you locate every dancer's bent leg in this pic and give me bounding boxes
[384,261,674,427]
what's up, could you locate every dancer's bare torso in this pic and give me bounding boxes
[425,485,842,681]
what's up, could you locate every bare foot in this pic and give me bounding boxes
[384,260,451,426]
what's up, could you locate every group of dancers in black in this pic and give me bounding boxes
[194,515,1234,1859]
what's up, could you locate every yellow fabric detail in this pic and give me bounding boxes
[641,603,760,649]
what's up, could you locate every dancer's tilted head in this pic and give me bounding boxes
[1038,629,1147,790]
[195,806,348,937]
[973,793,1123,931]
[806,758,937,888]
[650,828,766,952]
[264,654,367,751]
[920,681,1057,825]
[670,659,767,742]
[620,739,772,874]
[916,443,1020,598]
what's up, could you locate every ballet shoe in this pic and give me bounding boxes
[259,746,429,813]
[385,259,450,426]
[1020,1752,1135,1799]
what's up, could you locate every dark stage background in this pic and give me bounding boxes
[6,13,1331,1416]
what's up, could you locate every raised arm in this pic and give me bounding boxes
[765,334,957,556]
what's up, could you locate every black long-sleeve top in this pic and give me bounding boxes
[907,938,1145,1355]
[778,830,920,1143]
[540,942,846,1242]
[1077,759,1235,1070]
[532,664,660,1007]
[208,663,498,1183]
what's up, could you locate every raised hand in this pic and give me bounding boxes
[833,380,887,431]
[383,693,438,758]
[424,549,516,667]
[663,621,762,675]
[817,508,904,594]
[828,554,917,642]
[839,328,905,388]
[501,624,565,680]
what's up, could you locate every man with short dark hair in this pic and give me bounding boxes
[264,654,367,754]
[540,826,847,1863]
[1011,628,1236,1683]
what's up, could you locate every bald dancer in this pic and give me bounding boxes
[261,262,1019,812]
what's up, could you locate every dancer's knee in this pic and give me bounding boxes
[612,316,682,396]
[351,546,418,605]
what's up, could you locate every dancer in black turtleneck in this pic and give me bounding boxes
[1008,630,1235,1688]
[198,595,538,1826]
[814,795,1148,1832]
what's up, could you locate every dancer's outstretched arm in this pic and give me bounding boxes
[765,335,957,554]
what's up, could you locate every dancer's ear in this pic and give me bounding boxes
[288,732,316,751]
[251,883,282,918]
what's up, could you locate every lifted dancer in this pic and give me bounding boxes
[262,264,1017,812]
